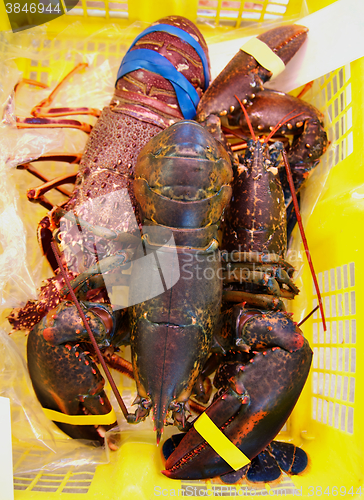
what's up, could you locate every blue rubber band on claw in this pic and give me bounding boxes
[116,49,200,120]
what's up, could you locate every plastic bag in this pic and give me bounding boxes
[0,13,334,477]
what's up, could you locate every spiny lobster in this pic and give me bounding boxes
[9,15,211,442]
[7,18,327,484]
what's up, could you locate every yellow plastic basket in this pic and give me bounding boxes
[1,0,363,498]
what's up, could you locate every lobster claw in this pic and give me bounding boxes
[218,441,309,484]
[196,25,308,124]
[27,301,119,442]
[162,313,312,479]
[196,24,327,203]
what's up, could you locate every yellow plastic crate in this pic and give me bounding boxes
[1,0,363,498]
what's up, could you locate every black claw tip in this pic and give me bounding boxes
[290,446,308,475]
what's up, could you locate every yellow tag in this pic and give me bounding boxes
[43,407,117,426]
[240,37,286,79]
[194,412,251,471]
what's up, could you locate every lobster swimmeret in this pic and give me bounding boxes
[7,18,327,483]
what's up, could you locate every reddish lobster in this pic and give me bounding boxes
[9,15,211,442]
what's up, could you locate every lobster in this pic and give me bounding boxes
[161,24,329,482]
[23,117,234,445]
[162,123,313,484]
[127,119,233,442]
[8,15,211,442]
[9,14,210,293]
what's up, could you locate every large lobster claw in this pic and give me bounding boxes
[196,25,308,124]
[162,311,312,479]
[196,24,327,199]
[27,301,120,442]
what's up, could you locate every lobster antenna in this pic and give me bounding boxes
[296,81,314,99]
[50,240,130,420]
[264,110,305,144]
[234,94,256,141]
[281,149,326,331]
[297,305,319,327]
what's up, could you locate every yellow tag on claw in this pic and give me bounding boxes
[194,412,251,471]
[241,37,286,79]
[43,407,117,426]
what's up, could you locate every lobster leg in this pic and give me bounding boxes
[17,153,81,192]
[162,311,312,479]
[15,154,82,269]
[29,63,101,119]
[14,64,100,132]
[25,173,78,210]
[191,353,222,404]
[16,116,93,133]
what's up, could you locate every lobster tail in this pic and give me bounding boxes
[130,286,222,439]
[131,319,203,442]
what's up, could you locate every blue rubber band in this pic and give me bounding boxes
[115,24,210,120]
[117,49,200,119]
[128,24,210,90]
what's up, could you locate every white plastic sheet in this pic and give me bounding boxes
[209,0,364,92]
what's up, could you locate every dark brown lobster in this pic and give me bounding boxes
[161,24,327,482]
[162,135,313,482]
[127,120,233,442]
